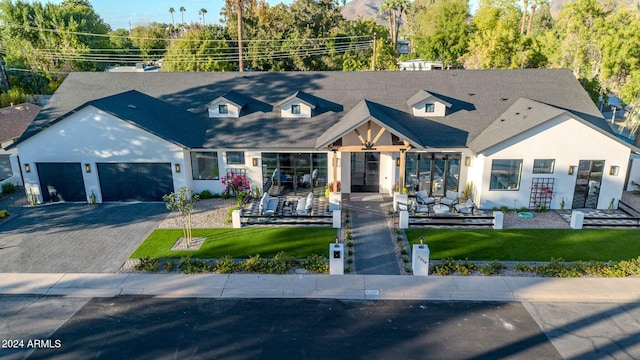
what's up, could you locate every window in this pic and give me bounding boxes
[218,104,228,114]
[191,152,219,180]
[226,151,245,165]
[291,104,301,115]
[425,103,435,113]
[490,159,522,190]
[533,159,555,174]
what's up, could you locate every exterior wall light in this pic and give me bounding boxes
[252,158,258,167]
[465,157,471,166]
[396,158,401,166]
[85,164,91,173]
[568,166,577,175]
[175,164,181,173]
[609,165,619,176]
[24,164,30,173]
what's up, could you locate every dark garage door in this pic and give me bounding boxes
[97,163,173,202]
[37,163,87,202]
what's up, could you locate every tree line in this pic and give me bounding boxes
[1,0,639,109]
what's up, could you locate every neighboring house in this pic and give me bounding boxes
[9,70,639,209]
[398,59,443,71]
[0,102,41,185]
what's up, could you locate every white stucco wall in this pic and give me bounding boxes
[478,115,631,210]
[16,106,188,203]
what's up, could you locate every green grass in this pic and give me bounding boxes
[406,229,640,262]
[131,228,337,259]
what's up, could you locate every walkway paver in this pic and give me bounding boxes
[346,193,400,275]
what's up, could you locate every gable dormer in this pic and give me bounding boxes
[207,91,249,118]
[276,91,317,118]
[407,90,452,117]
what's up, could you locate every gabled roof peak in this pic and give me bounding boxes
[407,89,452,108]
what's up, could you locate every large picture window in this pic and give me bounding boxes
[226,151,245,165]
[490,159,522,190]
[191,152,219,180]
[533,159,555,174]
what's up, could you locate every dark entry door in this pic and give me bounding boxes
[36,163,86,202]
[97,163,173,201]
[572,160,604,209]
[351,152,380,192]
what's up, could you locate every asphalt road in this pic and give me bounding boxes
[2,296,562,360]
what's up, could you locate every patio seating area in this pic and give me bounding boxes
[240,187,333,226]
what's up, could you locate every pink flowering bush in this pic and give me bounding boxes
[222,174,251,196]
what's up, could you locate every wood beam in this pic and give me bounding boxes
[367,121,372,143]
[353,128,367,146]
[371,127,386,145]
[337,145,409,152]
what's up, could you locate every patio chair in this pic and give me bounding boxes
[454,199,474,215]
[440,190,459,209]
[415,190,435,205]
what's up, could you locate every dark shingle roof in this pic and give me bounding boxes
[14,69,623,152]
[0,103,41,144]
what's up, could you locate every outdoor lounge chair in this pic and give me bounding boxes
[454,199,474,214]
[415,190,435,205]
[440,190,459,209]
[295,192,314,215]
[259,192,280,215]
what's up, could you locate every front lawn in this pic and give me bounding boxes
[131,228,337,259]
[406,229,640,261]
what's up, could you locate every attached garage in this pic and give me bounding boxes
[97,163,173,202]
[36,163,87,202]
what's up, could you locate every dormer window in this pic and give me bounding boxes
[407,90,452,117]
[425,103,435,113]
[207,91,251,118]
[218,104,228,114]
[291,104,301,115]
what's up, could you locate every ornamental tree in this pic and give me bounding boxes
[162,187,199,247]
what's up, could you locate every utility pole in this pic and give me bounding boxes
[371,33,377,71]
[238,1,244,72]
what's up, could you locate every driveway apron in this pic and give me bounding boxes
[0,201,167,273]
[346,193,400,275]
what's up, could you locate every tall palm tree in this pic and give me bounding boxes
[169,7,175,26]
[379,0,408,46]
[520,0,528,35]
[199,8,207,24]
[179,6,186,25]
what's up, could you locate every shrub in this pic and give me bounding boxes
[346,241,354,248]
[400,248,408,255]
[346,232,353,240]
[395,229,402,234]
[397,236,403,242]
[268,251,295,274]
[226,206,239,223]
[348,249,353,256]
[535,258,581,278]
[236,191,248,206]
[431,259,478,276]
[214,255,238,274]
[345,267,352,273]
[0,209,10,220]
[242,254,269,273]
[402,256,409,263]
[162,261,176,273]
[135,257,160,272]
[515,263,535,273]
[179,256,214,274]
[616,257,640,276]
[212,193,222,198]
[346,257,353,264]
[2,183,16,194]
[199,190,213,199]
[405,267,412,273]
[301,254,329,273]
[480,261,507,276]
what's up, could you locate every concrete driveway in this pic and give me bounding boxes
[0,202,167,273]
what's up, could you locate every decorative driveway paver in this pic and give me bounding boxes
[0,203,167,273]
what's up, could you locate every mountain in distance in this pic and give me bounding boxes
[341,0,639,22]
[341,0,384,22]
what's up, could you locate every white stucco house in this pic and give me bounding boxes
[9,69,639,210]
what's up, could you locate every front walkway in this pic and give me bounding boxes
[345,193,400,275]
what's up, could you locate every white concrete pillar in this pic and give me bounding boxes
[493,211,504,230]
[329,243,344,275]
[393,193,407,212]
[232,210,241,228]
[329,193,342,211]
[570,211,584,229]
[399,210,409,229]
[412,242,430,276]
[333,210,341,228]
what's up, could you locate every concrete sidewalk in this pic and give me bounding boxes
[1,273,639,303]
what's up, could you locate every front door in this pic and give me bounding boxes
[351,152,380,192]
[572,160,604,209]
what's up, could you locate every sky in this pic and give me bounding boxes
[43,0,479,31]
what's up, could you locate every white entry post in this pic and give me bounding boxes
[329,237,344,275]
